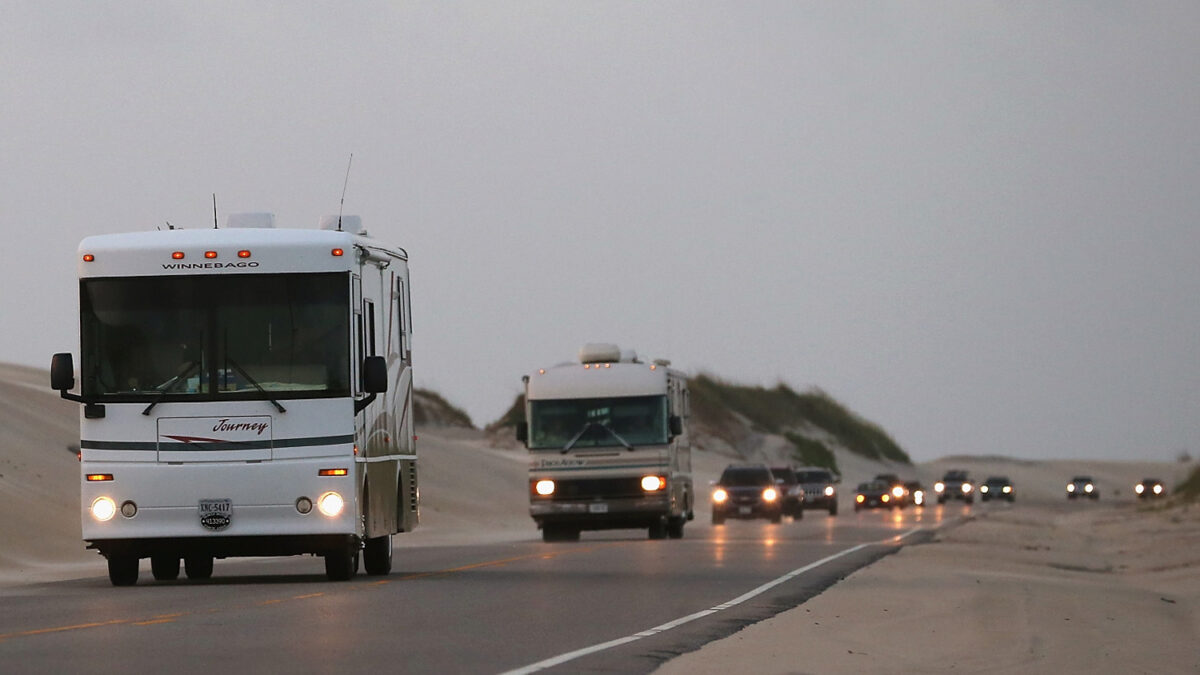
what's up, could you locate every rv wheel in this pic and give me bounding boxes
[151,555,180,581]
[363,534,393,575]
[184,555,214,580]
[107,555,139,587]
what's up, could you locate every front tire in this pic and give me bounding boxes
[184,555,214,580]
[363,534,393,576]
[108,555,138,587]
[648,519,668,540]
[667,516,685,539]
[151,555,180,581]
[829,503,838,516]
[325,549,359,581]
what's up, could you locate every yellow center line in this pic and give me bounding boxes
[0,540,630,643]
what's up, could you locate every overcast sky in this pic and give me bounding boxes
[3,2,1198,462]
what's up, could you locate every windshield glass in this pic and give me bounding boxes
[719,467,773,487]
[795,471,832,483]
[528,395,668,449]
[80,273,350,401]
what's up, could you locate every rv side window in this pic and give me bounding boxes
[365,300,376,357]
[396,279,406,355]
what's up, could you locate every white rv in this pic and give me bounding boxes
[518,344,694,541]
[51,214,418,585]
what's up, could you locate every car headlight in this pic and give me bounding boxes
[762,487,779,502]
[962,483,973,493]
[91,496,117,522]
[1153,484,1163,495]
[712,488,728,503]
[824,486,835,497]
[317,491,345,517]
[934,482,945,493]
[1003,486,1012,494]
[641,475,666,492]
[980,485,989,493]
[881,494,890,502]
[856,494,865,503]
[534,479,556,496]
[1084,483,1094,493]
[1067,483,1076,492]
[891,486,904,498]
[1135,484,1145,494]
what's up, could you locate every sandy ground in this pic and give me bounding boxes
[656,500,1200,674]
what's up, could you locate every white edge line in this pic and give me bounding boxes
[500,527,926,675]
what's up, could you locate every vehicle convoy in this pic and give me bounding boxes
[518,344,694,541]
[711,464,783,524]
[979,476,1015,502]
[51,214,419,585]
[854,481,894,511]
[934,469,975,504]
[1136,478,1166,499]
[795,467,839,516]
[769,465,805,519]
[1067,476,1098,500]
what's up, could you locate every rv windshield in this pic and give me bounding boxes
[528,395,668,449]
[80,273,350,402]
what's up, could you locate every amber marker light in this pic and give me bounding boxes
[82,254,95,262]
[331,248,344,257]
[238,250,251,258]
[319,468,348,477]
[86,473,114,482]
[172,251,185,260]
[204,251,218,259]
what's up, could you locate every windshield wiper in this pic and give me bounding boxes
[225,356,287,413]
[142,360,200,416]
[562,422,633,453]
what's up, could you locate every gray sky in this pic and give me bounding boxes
[3,2,1199,462]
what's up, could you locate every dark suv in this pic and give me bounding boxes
[980,476,1015,502]
[935,470,974,504]
[769,466,805,519]
[711,464,784,524]
[794,467,839,516]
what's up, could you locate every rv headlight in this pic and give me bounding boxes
[91,496,117,522]
[120,501,138,518]
[934,482,945,493]
[824,486,835,497]
[762,487,778,502]
[317,491,345,517]
[534,480,556,496]
[641,475,666,492]
[712,488,728,503]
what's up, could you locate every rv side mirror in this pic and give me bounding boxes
[362,356,388,394]
[669,415,683,437]
[51,353,75,391]
[515,423,528,443]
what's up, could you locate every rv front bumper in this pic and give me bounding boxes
[531,494,670,527]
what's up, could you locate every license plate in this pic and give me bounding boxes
[738,506,752,515]
[199,498,232,531]
[588,502,608,514]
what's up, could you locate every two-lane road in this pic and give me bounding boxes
[0,503,971,674]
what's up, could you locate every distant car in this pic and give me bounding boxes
[875,473,910,508]
[769,466,805,519]
[1135,478,1166,499]
[905,481,928,507]
[794,467,839,516]
[934,470,975,504]
[712,464,784,524]
[979,476,1015,502]
[854,481,895,511]
[1067,476,1098,500]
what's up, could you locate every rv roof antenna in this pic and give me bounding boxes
[337,153,353,232]
[212,194,219,229]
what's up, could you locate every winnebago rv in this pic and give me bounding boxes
[51,214,418,585]
[518,344,694,541]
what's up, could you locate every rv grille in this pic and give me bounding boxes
[546,477,644,500]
